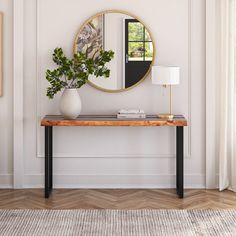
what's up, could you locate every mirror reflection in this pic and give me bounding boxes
[74,11,155,92]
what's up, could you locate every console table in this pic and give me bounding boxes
[41,115,187,199]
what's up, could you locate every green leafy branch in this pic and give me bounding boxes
[46,47,114,99]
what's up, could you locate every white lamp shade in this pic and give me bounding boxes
[152,66,180,85]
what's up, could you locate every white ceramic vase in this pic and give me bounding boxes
[59,88,82,119]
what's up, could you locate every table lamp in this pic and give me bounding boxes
[152,66,180,119]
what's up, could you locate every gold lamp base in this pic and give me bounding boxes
[157,114,174,119]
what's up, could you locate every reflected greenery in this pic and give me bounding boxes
[128,21,153,61]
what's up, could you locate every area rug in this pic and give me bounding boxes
[0,209,236,235]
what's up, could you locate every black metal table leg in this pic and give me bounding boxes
[176,156,179,194]
[45,126,53,198]
[176,126,184,198]
[49,126,53,194]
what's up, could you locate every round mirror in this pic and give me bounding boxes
[74,10,155,92]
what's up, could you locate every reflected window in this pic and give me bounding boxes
[127,20,153,62]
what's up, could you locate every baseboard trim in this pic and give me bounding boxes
[0,174,13,188]
[23,174,206,189]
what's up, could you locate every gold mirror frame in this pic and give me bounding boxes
[74,10,156,93]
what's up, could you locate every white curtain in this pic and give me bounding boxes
[219,0,236,191]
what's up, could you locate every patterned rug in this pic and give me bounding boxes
[0,209,236,235]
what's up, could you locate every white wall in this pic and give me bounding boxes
[0,0,206,189]
[0,0,13,187]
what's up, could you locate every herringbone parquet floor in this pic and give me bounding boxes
[0,189,235,209]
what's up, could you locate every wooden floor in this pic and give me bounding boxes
[0,189,236,209]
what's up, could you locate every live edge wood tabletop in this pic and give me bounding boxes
[40,115,188,199]
[41,115,187,127]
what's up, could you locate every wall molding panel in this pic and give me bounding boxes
[13,0,24,188]
[35,0,192,160]
[10,0,206,189]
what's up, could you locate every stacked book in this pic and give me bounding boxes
[117,109,146,119]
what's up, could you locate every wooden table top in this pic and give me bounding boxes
[41,115,187,127]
